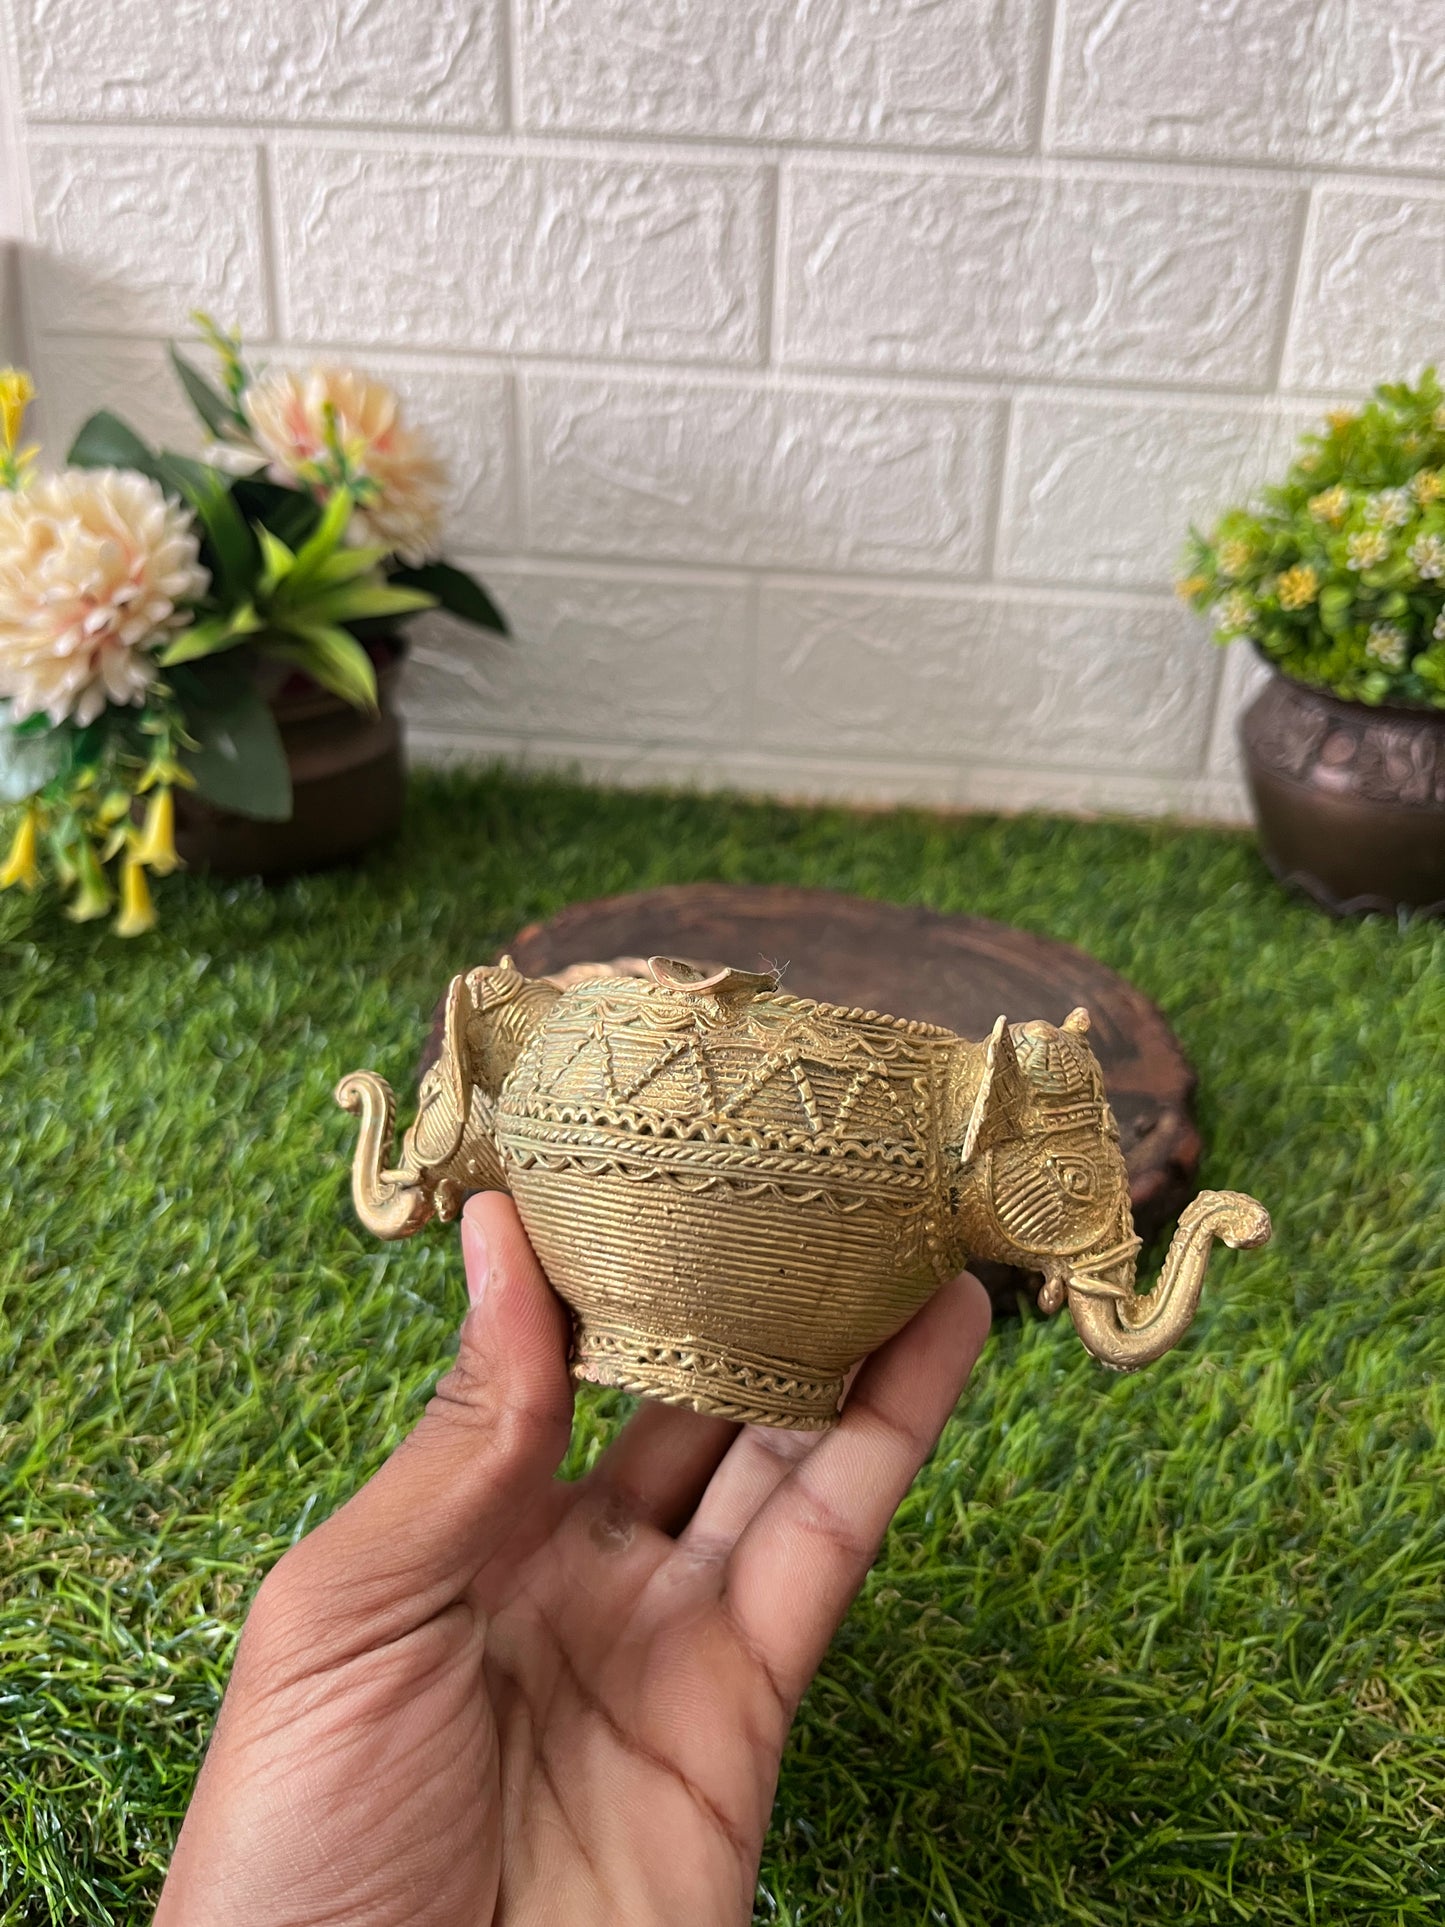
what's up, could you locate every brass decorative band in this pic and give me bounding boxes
[502,1114,930,1207]
[573,1322,846,1429]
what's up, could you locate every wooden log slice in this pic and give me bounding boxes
[428,884,1201,1316]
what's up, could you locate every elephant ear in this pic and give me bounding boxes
[960,1016,1030,1164]
[408,973,473,1169]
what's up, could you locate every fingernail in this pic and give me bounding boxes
[461,1213,490,1308]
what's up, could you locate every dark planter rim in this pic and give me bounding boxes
[1248,646,1445,728]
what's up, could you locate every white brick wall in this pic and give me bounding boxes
[5,0,1438,824]
[780,163,1302,388]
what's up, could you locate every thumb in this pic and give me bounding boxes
[266,1193,575,1650]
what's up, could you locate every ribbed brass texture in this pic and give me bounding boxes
[337,956,1270,1428]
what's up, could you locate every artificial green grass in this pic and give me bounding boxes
[2,768,1442,1924]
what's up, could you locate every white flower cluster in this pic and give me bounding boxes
[1364,487,1413,529]
[1346,531,1391,571]
[1365,622,1408,670]
[1215,590,1255,637]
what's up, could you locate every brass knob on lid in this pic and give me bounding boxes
[645,956,779,1004]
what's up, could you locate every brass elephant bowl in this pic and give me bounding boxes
[337,956,1270,1429]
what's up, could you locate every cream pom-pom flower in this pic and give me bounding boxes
[242,366,447,565]
[0,469,209,727]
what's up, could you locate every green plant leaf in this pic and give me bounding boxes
[178,678,292,820]
[264,625,378,712]
[306,546,392,589]
[257,526,296,596]
[68,718,107,772]
[168,345,245,439]
[232,478,322,550]
[158,603,262,667]
[152,450,228,496]
[1318,585,1353,633]
[285,488,358,595]
[391,561,508,633]
[67,411,161,476]
[166,651,253,711]
[154,456,257,603]
[0,705,67,803]
[302,581,435,625]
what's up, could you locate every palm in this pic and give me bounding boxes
[477,1449,799,1924]
[155,1198,988,1927]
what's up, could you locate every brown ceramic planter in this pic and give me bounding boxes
[174,650,405,879]
[1240,670,1445,917]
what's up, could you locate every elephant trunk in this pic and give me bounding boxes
[334,1071,436,1240]
[1065,1189,1271,1372]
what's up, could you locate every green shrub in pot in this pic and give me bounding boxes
[1180,370,1445,917]
[1179,370,1445,709]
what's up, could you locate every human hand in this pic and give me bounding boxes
[156,1194,990,1926]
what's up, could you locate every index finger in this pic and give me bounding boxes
[720,1273,990,1709]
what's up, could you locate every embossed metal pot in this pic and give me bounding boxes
[336,956,1269,1430]
[1241,671,1445,917]
[174,647,405,878]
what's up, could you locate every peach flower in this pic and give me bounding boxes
[242,367,446,565]
[0,469,208,726]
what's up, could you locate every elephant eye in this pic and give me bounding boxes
[1051,1156,1095,1199]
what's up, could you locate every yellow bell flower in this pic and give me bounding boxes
[114,854,157,937]
[0,368,34,451]
[96,789,132,825]
[66,843,113,923]
[136,748,196,792]
[134,785,181,875]
[0,369,37,490]
[0,807,41,891]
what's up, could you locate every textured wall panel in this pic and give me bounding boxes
[275,146,769,364]
[1050,0,1445,172]
[517,0,1044,152]
[1206,642,1273,782]
[12,0,505,130]
[28,336,200,461]
[402,565,750,746]
[781,163,1300,386]
[755,582,1216,774]
[1283,184,1445,391]
[28,137,268,337]
[526,373,1003,575]
[404,732,1253,822]
[999,396,1309,589]
[366,365,515,555]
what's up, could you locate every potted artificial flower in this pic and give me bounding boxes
[1181,370,1445,916]
[0,321,505,929]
